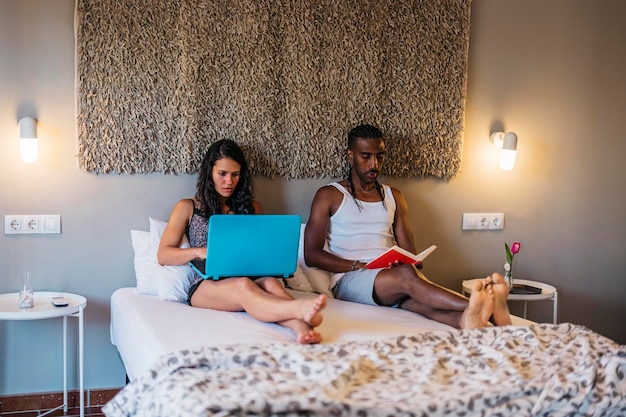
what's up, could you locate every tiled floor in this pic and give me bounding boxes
[0,389,118,417]
[0,405,105,417]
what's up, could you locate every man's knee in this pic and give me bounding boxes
[381,264,418,282]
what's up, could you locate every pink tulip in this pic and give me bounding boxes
[511,242,521,254]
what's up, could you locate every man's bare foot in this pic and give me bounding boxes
[490,273,513,325]
[299,294,327,327]
[459,278,494,329]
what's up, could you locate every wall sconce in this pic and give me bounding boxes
[490,131,518,171]
[19,116,38,163]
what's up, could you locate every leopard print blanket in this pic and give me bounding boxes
[104,323,626,417]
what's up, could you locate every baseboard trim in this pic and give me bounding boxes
[0,387,121,413]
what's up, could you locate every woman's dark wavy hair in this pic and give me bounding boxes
[195,139,255,217]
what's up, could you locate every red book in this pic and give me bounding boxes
[365,245,437,269]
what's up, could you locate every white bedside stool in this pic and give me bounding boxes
[0,292,86,417]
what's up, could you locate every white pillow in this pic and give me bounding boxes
[149,217,195,303]
[289,224,333,297]
[130,229,158,295]
[290,265,315,293]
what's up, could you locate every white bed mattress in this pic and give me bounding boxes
[111,287,458,381]
[108,289,626,416]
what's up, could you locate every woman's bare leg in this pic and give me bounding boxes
[256,278,325,344]
[191,277,326,343]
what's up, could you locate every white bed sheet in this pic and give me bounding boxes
[111,287,533,381]
[111,287,457,381]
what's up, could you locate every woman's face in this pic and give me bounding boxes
[212,157,241,199]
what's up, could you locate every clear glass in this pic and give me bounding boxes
[504,270,513,290]
[19,271,34,308]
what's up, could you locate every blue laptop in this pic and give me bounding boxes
[189,214,301,280]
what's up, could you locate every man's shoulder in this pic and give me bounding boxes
[382,183,403,195]
[312,182,345,207]
[317,181,344,194]
[385,185,406,208]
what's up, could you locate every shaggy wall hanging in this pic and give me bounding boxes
[75,0,471,179]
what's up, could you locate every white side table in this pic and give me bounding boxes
[0,292,86,417]
[462,278,558,324]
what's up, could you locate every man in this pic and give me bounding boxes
[304,124,511,329]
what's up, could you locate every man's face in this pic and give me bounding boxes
[348,137,385,184]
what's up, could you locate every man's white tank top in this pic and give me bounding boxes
[328,182,397,286]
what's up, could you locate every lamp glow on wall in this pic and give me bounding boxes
[19,117,38,163]
[490,131,518,171]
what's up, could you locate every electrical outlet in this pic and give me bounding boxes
[4,215,61,234]
[462,213,505,230]
[6,216,21,231]
[27,217,39,231]
[477,214,490,230]
[489,213,504,230]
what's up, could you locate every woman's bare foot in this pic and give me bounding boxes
[459,278,494,329]
[297,327,323,344]
[490,273,513,325]
[299,294,327,327]
[281,318,323,344]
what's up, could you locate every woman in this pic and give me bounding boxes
[158,139,326,344]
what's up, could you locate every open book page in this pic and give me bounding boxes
[365,244,437,269]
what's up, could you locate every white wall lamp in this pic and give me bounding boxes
[490,131,518,171]
[18,116,38,163]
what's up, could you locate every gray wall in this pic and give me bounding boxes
[1,0,624,395]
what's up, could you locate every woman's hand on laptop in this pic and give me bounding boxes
[193,247,207,260]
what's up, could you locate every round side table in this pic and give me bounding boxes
[461,278,558,324]
[0,292,86,417]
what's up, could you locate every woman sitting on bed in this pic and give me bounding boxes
[157,139,327,344]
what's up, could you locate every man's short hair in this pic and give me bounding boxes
[348,124,383,149]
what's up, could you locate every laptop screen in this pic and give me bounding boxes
[192,214,301,280]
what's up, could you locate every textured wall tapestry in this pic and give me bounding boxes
[75,0,471,179]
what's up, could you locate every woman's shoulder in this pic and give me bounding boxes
[174,197,196,208]
[171,198,196,215]
[252,200,264,214]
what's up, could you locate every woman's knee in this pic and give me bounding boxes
[232,277,258,293]
[261,277,284,292]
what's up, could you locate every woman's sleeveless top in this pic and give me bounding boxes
[187,202,209,285]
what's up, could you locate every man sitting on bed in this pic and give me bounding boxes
[304,124,512,329]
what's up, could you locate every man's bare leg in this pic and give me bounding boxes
[459,278,494,329]
[490,273,512,326]
[376,266,469,313]
[397,297,464,328]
